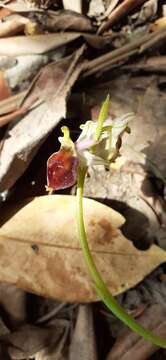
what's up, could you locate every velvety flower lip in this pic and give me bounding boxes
[47,149,79,190]
[47,96,133,190]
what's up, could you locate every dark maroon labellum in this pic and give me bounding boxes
[47,149,79,190]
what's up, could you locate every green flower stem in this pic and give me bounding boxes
[76,168,166,349]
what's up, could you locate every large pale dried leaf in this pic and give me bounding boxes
[0,48,84,192]
[0,195,165,302]
[0,33,80,55]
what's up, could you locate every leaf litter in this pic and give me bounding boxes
[0,0,166,359]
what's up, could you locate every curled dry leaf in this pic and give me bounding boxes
[0,195,165,302]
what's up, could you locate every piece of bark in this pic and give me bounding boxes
[69,305,97,360]
[0,47,84,192]
[106,304,166,360]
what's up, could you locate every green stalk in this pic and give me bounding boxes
[76,168,166,349]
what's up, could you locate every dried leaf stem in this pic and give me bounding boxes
[76,168,166,348]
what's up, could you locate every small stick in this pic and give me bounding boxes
[0,91,26,116]
[83,31,155,77]
[0,96,39,127]
[83,28,166,77]
[98,0,147,34]
[83,49,138,78]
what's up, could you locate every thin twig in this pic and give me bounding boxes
[0,91,26,116]
[98,0,147,34]
[0,96,39,127]
[35,302,66,325]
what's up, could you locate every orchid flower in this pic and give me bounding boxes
[47,96,166,349]
[47,96,132,190]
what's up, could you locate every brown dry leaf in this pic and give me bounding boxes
[0,47,84,192]
[106,304,166,360]
[0,71,11,101]
[0,195,165,302]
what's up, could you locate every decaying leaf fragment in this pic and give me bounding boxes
[0,195,165,303]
